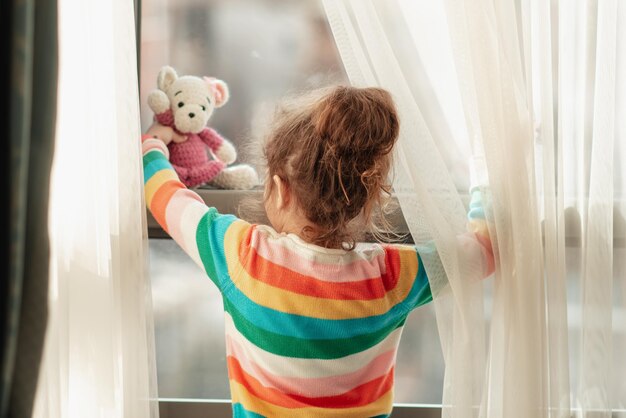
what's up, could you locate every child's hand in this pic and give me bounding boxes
[141,134,170,160]
[467,187,495,277]
[466,155,495,276]
[145,123,184,146]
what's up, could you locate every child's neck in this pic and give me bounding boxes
[274,216,322,245]
[277,219,312,239]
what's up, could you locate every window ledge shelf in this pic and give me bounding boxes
[147,188,626,247]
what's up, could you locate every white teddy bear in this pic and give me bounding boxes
[146,66,258,189]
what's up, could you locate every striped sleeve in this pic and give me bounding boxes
[391,245,434,312]
[141,135,248,291]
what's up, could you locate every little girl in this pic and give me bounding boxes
[142,86,493,417]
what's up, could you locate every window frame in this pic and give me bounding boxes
[137,3,626,416]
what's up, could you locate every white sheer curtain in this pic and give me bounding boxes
[33,0,159,417]
[324,1,626,417]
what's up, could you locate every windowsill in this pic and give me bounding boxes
[147,188,626,247]
[146,186,412,240]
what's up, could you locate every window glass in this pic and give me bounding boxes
[150,239,229,399]
[141,0,346,163]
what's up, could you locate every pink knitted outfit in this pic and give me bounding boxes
[156,110,225,188]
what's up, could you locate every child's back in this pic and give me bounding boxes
[220,223,431,417]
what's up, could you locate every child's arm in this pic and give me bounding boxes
[464,155,495,276]
[142,135,249,291]
[145,122,186,145]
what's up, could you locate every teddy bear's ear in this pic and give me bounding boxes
[204,77,230,108]
[157,66,178,91]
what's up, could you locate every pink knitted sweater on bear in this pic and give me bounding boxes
[156,109,225,188]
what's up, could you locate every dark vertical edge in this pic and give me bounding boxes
[8,0,58,415]
[135,0,142,95]
[0,0,14,414]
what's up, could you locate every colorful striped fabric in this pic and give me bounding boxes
[142,136,493,417]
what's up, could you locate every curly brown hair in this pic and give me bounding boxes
[260,85,400,250]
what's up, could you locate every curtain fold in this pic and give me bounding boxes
[32,0,159,417]
[579,1,617,413]
[446,1,549,416]
[324,0,626,417]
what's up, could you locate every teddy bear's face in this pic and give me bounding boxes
[148,66,230,135]
[166,76,214,134]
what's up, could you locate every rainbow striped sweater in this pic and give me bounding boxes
[142,136,493,418]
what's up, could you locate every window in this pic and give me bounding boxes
[142,1,626,416]
[141,0,446,413]
[140,0,346,150]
